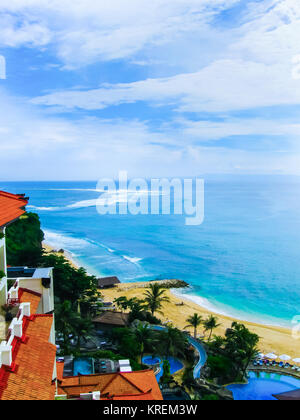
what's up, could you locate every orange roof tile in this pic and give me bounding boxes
[19,289,41,315]
[56,362,64,382]
[0,191,28,228]
[0,315,56,400]
[57,370,163,401]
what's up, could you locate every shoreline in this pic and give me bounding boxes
[100,281,300,360]
[43,241,299,359]
[42,242,80,269]
[172,289,292,331]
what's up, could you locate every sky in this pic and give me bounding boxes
[0,0,300,180]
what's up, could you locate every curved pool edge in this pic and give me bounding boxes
[227,371,300,401]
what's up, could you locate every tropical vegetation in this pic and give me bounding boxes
[185,313,203,339]
[5,212,102,352]
[203,315,220,341]
[5,210,261,400]
[143,283,170,316]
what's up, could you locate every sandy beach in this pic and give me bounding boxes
[99,281,300,360]
[44,241,300,360]
[43,242,80,269]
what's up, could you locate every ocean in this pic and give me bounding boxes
[1,176,300,328]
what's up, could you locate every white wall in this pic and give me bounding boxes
[0,227,7,307]
[0,227,7,275]
[18,269,54,315]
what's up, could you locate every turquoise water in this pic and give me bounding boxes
[1,176,300,327]
[142,356,184,382]
[228,371,300,401]
[73,358,93,376]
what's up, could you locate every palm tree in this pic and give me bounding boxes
[211,335,225,351]
[114,296,131,312]
[143,283,170,316]
[185,313,203,339]
[133,323,153,362]
[55,300,78,351]
[225,322,259,380]
[73,317,94,351]
[157,326,188,359]
[203,315,220,341]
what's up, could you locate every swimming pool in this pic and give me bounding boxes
[73,357,94,376]
[142,355,184,383]
[143,356,161,365]
[228,371,300,400]
[150,325,207,379]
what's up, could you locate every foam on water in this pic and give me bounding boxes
[122,256,143,265]
[44,230,90,250]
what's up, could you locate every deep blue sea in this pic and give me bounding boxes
[1,176,300,328]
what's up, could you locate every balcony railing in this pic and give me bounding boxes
[7,298,20,306]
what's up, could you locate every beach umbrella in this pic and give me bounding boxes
[258,353,265,359]
[266,353,278,360]
[293,358,300,365]
[279,354,291,361]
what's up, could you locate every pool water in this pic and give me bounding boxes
[142,356,184,383]
[143,356,161,365]
[73,357,94,376]
[228,371,300,400]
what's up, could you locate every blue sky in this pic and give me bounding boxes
[0,0,300,180]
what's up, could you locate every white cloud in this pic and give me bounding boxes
[230,0,300,65]
[31,58,300,112]
[178,117,300,141]
[1,87,300,180]
[26,0,300,114]
[1,0,300,178]
[0,88,187,179]
[0,0,239,67]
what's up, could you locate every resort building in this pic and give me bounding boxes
[0,191,57,400]
[92,311,130,332]
[56,364,163,400]
[0,190,164,401]
[97,276,121,289]
[0,191,28,308]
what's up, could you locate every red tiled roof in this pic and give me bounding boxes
[0,314,56,400]
[57,370,163,401]
[19,288,42,315]
[0,191,28,228]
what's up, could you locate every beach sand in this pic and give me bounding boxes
[43,242,79,269]
[100,281,300,360]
